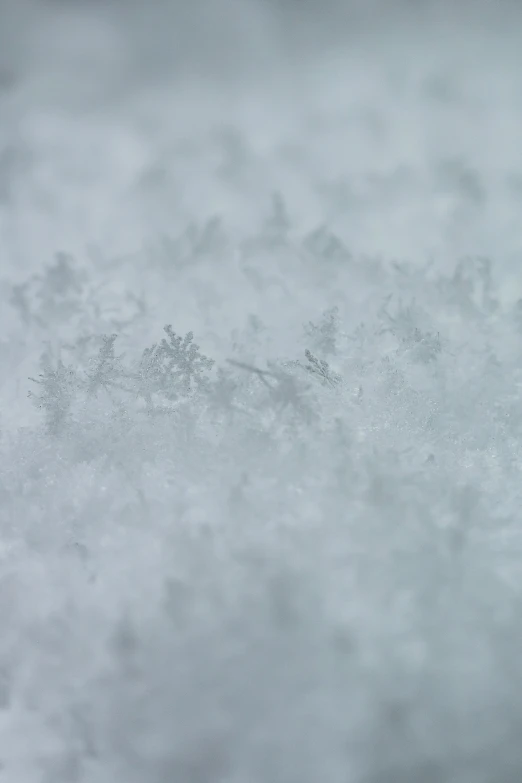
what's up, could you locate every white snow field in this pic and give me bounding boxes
[2,1,522,780]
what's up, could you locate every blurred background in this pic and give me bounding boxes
[1,0,522,276]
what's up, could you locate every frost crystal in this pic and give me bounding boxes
[303,349,341,387]
[85,334,123,397]
[158,326,215,398]
[28,348,78,434]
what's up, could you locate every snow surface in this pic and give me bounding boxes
[2,1,522,780]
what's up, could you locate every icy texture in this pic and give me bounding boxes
[1,1,522,781]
